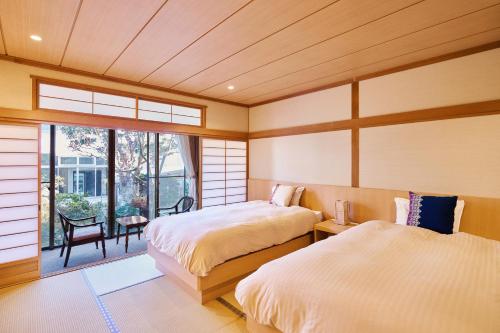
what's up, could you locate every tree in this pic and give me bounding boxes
[58,126,182,218]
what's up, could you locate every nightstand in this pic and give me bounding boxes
[313,220,358,242]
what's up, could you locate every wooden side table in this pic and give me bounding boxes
[313,219,358,242]
[116,216,149,253]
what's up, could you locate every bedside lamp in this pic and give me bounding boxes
[334,200,350,225]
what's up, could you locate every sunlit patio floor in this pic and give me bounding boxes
[41,235,147,275]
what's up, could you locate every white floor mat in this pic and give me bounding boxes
[83,254,163,296]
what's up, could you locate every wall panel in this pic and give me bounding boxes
[360,48,500,117]
[360,115,500,197]
[0,123,40,287]
[249,84,351,132]
[249,131,351,186]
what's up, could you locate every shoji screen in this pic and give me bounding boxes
[201,139,247,208]
[0,123,40,287]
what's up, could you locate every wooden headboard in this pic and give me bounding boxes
[248,179,500,241]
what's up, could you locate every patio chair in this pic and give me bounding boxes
[156,196,194,217]
[57,210,106,267]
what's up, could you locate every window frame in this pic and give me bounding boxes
[33,76,206,129]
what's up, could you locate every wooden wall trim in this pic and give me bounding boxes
[248,178,500,241]
[249,119,353,139]
[351,82,359,188]
[0,257,39,288]
[358,99,500,128]
[248,42,500,108]
[249,99,500,139]
[0,107,249,140]
[0,54,248,108]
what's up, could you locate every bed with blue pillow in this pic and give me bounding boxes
[236,192,498,333]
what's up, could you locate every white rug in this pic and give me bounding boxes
[83,254,164,296]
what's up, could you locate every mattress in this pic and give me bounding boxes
[236,220,499,333]
[144,200,318,276]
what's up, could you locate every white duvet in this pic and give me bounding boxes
[144,200,317,276]
[236,220,500,333]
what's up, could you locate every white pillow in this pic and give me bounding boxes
[271,185,304,206]
[394,197,465,233]
[271,185,296,207]
[290,186,305,206]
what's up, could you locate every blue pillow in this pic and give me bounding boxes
[407,192,458,234]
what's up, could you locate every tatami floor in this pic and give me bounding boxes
[0,256,247,333]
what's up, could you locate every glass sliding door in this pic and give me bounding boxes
[54,126,109,243]
[157,134,187,214]
[41,125,109,248]
[115,130,150,226]
[40,125,51,248]
[40,124,199,248]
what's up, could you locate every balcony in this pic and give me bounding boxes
[40,124,194,275]
[41,234,147,275]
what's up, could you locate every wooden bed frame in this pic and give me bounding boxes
[147,232,313,304]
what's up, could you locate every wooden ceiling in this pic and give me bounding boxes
[0,0,499,107]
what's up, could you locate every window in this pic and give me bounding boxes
[41,124,197,248]
[36,81,203,127]
[201,139,247,207]
[60,157,77,164]
[137,99,201,126]
[79,157,93,164]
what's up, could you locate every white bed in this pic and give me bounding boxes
[145,200,320,303]
[236,220,499,333]
[145,200,319,277]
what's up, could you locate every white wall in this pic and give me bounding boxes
[250,131,351,186]
[249,49,500,198]
[0,60,248,132]
[360,115,500,197]
[360,48,500,117]
[250,84,351,132]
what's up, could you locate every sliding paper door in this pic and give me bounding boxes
[0,123,40,287]
[201,139,247,208]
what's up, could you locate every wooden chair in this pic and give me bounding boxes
[156,196,194,217]
[58,210,106,267]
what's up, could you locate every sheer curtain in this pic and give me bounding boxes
[174,135,199,209]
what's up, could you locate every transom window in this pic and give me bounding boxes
[36,81,204,127]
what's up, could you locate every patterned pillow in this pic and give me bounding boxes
[407,192,458,234]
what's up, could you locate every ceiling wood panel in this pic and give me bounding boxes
[222,2,500,102]
[0,0,499,106]
[61,0,165,73]
[105,0,250,81]
[242,29,500,105]
[143,0,339,87]
[0,0,80,64]
[171,0,420,93]
[201,0,500,99]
